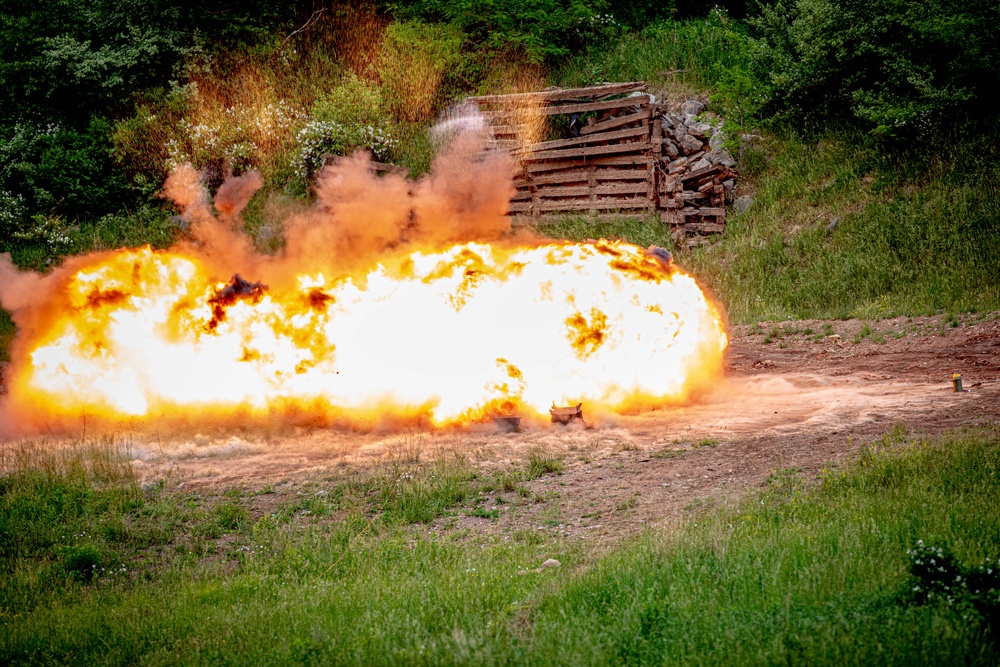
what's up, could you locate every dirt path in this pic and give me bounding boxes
[23,314,1000,541]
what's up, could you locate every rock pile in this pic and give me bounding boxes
[653,99,739,247]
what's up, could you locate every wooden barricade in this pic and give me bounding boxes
[468,83,737,246]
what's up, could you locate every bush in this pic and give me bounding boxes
[0,117,132,221]
[312,73,388,128]
[290,121,398,185]
[385,0,620,63]
[748,0,1000,138]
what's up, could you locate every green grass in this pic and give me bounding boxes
[526,449,564,478]
[2,426,998,664]
[554,19,739,93]
[532,214,671,250]
[685,135,1000,323]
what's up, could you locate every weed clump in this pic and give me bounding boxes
[526,450,564,478]
[62,545,103,583]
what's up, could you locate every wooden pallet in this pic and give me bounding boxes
[467,84,736,244]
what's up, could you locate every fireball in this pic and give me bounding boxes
[4,239,725,430]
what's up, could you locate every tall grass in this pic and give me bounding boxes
[683,136,1000,322]
[554,19,742,94]
[2,427,997,664]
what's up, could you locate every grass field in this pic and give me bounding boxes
[2,426,997,665]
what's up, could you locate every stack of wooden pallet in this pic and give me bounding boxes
[469,82,656,220]
[467,83,738,247]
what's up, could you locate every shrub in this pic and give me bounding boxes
[386,0,620,63]
[905,541,1000,638]
[290,120,398,184]
[748,0,1000,138]
[312,73,388,128]
[0,117,132,221]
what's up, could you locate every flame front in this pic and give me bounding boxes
[6,239,726,429]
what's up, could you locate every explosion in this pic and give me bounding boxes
[0,124,726,434]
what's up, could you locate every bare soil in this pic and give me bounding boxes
[34,314,1000,541]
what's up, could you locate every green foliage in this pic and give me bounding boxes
[747,0,1000,138]
[385,0,621,63]
[0,0,300,127]
[1,204,177,271]
[906,540,1000,629]
[524,427,1000,664]
[61,545,104,583]
[312,73,388,128]
[2,428,998,664]
[0,117,131,221]
[0,441,141,570]
[676,134,1000,322]
[527,449,564,478]
[290,121,398,186]
[556,18,743,88]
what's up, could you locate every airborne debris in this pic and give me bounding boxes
[645,245,673,269]
[207,274,268,331]
[550,403,583,425]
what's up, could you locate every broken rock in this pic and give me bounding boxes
[681,100,706,116]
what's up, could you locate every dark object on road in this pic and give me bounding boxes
[550,403,583,425]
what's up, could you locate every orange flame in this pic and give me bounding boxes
[0,139,726,434]
[1,239,725,431]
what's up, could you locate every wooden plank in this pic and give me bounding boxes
[536,95,650,116]
[676,191,708,201]
[508,199,653,213]
[514,167,649,187]
[681,222,725,233]
[490,95,651,119]
[525,155,652,173]
[531,182,651,198]
[513,125,649,155]
[521,141,651,162]
[678,164,725,184]
[677,207,725,217]
[469,82,647,105]
[510,212,660,225]
[579,109,651,135]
